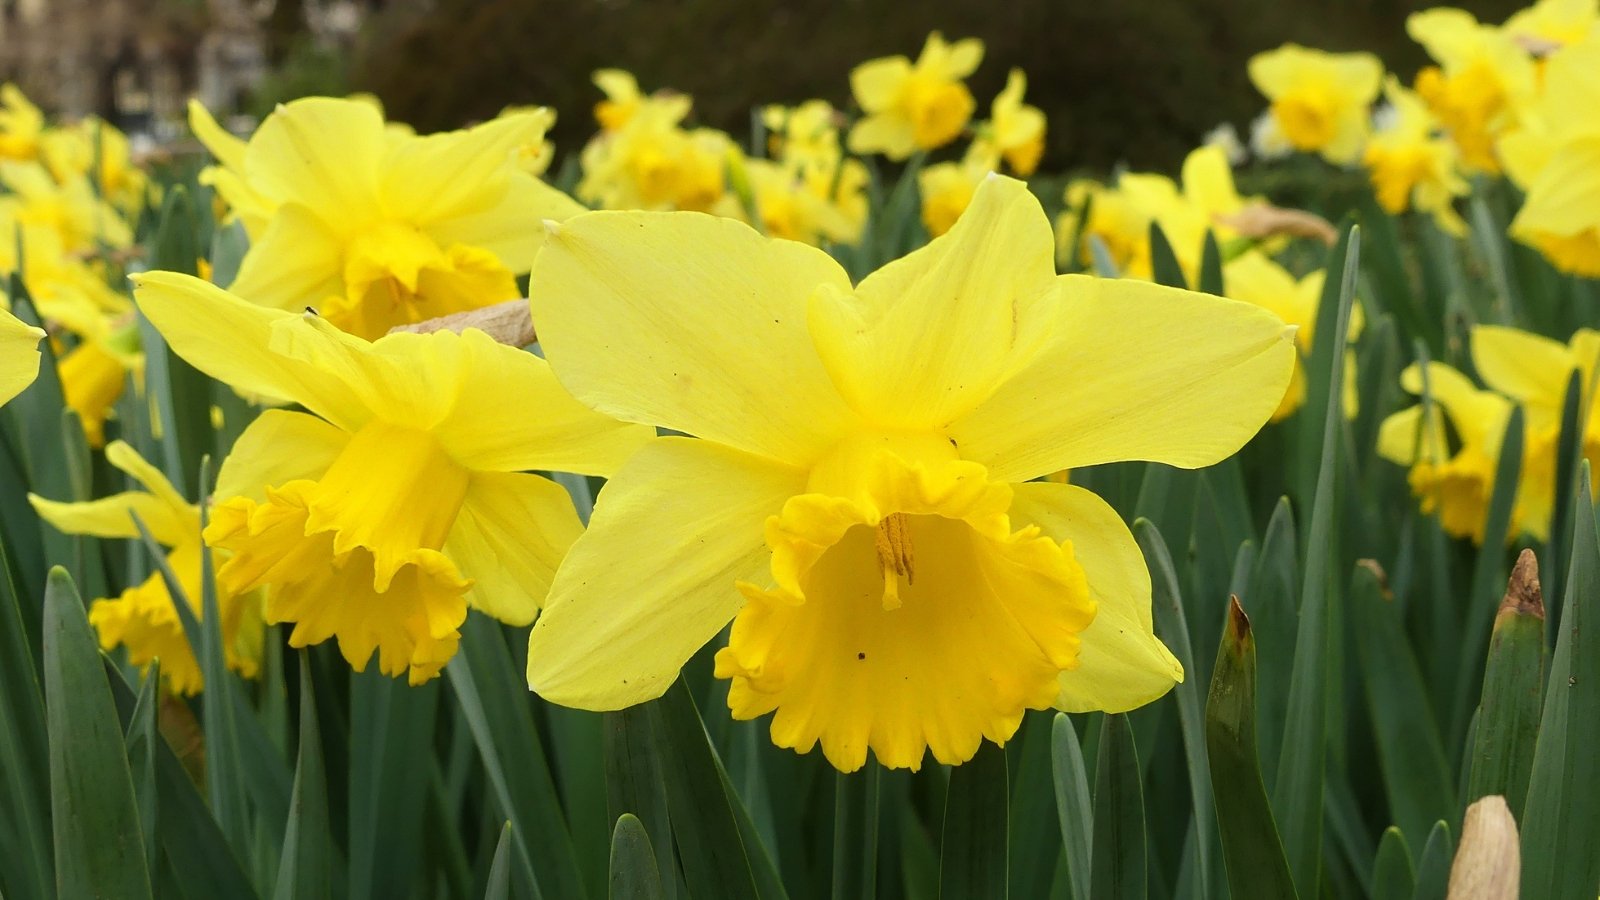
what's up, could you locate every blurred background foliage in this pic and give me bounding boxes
[342,0,1527,174]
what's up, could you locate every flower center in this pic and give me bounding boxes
[1274,91,1338,150]
[714,432,1094,772]
[334,222,518,339]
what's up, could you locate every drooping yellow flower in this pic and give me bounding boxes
[1409,8,1537,174]
[969,68,1046,176]
[1363,76,1469,234]
[1223,251,1363,422]
[525,175,1296,772]
[133,272,650,684]
[0,84,43,161]
[1248,44,1383,164]
[29,441,264,694]
[847,32,984,160]
[0,306,44,404]
[1378,362,1542,542]
[1498,34,1600,275]
[193,97,583,340]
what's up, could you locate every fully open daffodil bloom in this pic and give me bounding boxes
[30,441,264,694]
[1408,8,1536,174]
[0,306,44,404]
[1248,44,1384,165]
[133,272,652,684]
[1363,76,1469,234]
[1378,362,1543,542]
[1223,252,1362,421]
[847,33,983,160]
[1498,33,1600,276]
[193,97,584,340]
[526,175,1296,772]
[578,89,739,216]
[970,68,1046,176]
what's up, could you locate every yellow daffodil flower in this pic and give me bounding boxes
[763,100,846,172]
[525,175,1296,772]
[1223,252,1362,421]
[0,306,43,404]
[919,157,988,238]
[133,272,650,684]
[1363,76,1469,234]
[0,84,43,161]
[1248,44,1384,165]
[1378,362,1542,542]
[29,441,264,694]
[1498,33,1600,276]
[194,97,583,340]
[1058,178,1156,276]
[970,68,1047,176]
[847,32,984,160]
[1409,8,1536,174]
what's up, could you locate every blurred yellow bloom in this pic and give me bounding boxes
[1248,44,1383,164]
[0,160,132,252]
[1223,252,1363,422]
[848,32,983,160]
[579,90,738,215]
[1059,178,1155,276]
[763,100,846,171]
[0,84,42,161]
[1378,362,1541,542]
[192,97,582,340]
[746,157,868,246]
[1408,8,1536,174]
[526,175,1296,772]
[593,69,646,132]
[0,306,43,405]
[40,117,150,217]
[919,158,987,238]
[29,442,264,695]
[58,330,140,447]
[1498,33,1600,276]
[970,68,1046,176]
[189,101,275,239]
[134,272,649,684]
[1363,77,1469,234]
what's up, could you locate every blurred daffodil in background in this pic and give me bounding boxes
[848,32,984,160]
[1248,43,1384,165]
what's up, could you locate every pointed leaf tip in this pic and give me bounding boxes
[1226,595,1251,645]
[1500,550,1543,619]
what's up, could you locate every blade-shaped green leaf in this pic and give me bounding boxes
[43,567,152,900]
[274,654,332,900]
[1465,550,1546,818]
[1372,827,1415,900]
[1089,713,1144,900]
[1051,713,1093,900]
[1410,821,1452,900]
[939,739,1008,900]
[832,766,879,900]
[610,813,666,900]
[125,659,160,879]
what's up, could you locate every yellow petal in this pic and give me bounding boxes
[104,441,191,521]
[0,306,43,406]
[242,97,385,228]
[427,172,586,274]
[808,174,1055,428]
[527,437,805,709]
[226,202,346,313]
[425,327,653,476]
[446,472,584,626]
[214,409,350,503]
[1471,325,1573,407]
[379,109,553,226]
[30,489,189,546]
[187,99,246,175]
[1008,482,1184,712]
[132,271,372,431]
[531,210,861,466]
[846,115,918,160]
[849,56,911,112]
[950,275,1297,482]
